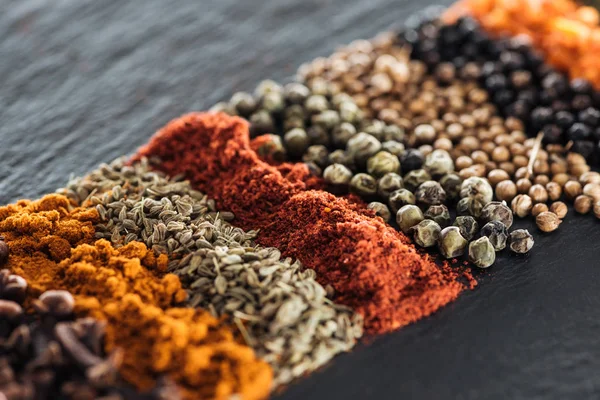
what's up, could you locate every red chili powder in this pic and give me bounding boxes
[132,112,474,334]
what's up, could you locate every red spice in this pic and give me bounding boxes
[132,112,475,334]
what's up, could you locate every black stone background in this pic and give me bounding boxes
[1,1,599,399]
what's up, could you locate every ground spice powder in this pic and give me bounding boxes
[0,194,272,400]
[133,112,474,334]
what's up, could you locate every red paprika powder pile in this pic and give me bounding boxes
[132,112,474,334]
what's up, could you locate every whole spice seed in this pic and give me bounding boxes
[388,188,416,213]
[574,195,593,214]
[509,229,535,254]
[453,216,479,241]
[438,226,468,259]
[414,181,447,207]
[456,196,485,218]
[531,203,549,217]
[132,112,475,335]
[594,200,600,219]
[424,204,451,227]
[60,157,361,387]
[0,240,8,266]
[412,219,442,248]
[480,221,509,251]
[468,236,496,269]
[480,201,513,229]
[550,201,569,219]
[368,201,392,222]
[511,194,533,218]
[536,211,562,233]
[396,205,425,234]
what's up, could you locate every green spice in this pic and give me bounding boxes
[468,237,496,268]
[396,205,424,234]
[480,201,514,229]
[424,149,454,178]
[460,177,493,205]
[388,188,416,214]
[412,219,442,248]
[456,197,485,218]
[509,229,535,254]
[347,132,382,166]
[367,202,392,222]
[323,164,353,186]
[438,226,468,259]
[404,169,432,192]
[377,172,404,199]
[439,173,462,201]
[480,221,509,251]
[424,205,451,227]
[453,216,479,241]
[284,128,310,156]
[349,173,378,196]
[302,145,330,167]
[366,151,400,177]
[415,181,447,208]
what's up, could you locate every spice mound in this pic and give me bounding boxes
[59,157,363,387]
[0,194,272,400]
[133,111,473,334]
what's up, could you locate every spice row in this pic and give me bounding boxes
[2,0,600,399]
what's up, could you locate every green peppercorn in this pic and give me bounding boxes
[312,109,341,130]
[255,134,286,162]
[382,141,405,157]
[424,149,454,178]
[509,229,535,254]
[388,188,416,214]
[382,124,406,143]
[349,173,377,196]
[284,104,305,119]
[302,145,330,167]
[305,161,322,177]
[323,164,353,186]
[346,132,382,166]
[305,94,330,114]
[284,82,310,104]
[284,128,310,157]
[209,101,237,115]
[438,226,468,258]
[480,221,509,251]
[328,150,354,169]
[339,101,362,124]
[403,169,432,192]
[460,176,493,204]
[250,110,275,137]
[415,181,447,207]
[283,116,305,131]
[377,173,404,199]
[255,79,282,97]
[480,201,514,229]
[332,122,357,148]
[424,205,451,227]
[362,120,386,141]
[229,91,257,116]
[439,173,463,201]
[453,216,479,241]
[412,219,442,248]
[307,125,330,146]
[468,236,496,268]
[456,197,485,218]
[368,202,392,222]
[261,91,285,113]
[367,151,401,178]
[331,92,354,108]
[396,205,424,234]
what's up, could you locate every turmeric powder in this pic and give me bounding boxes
[0,194,272,400]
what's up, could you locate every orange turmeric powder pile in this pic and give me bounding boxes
[0,194,272,400]
[445,0,600,88]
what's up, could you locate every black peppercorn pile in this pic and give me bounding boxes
[0,270,178,400]
[400,17,600,163]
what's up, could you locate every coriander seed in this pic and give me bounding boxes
[511,194,533,218]
[453,216,479,241]
[528,184,549,204]
[549,201,568,219]
[509,229,534,254]
[468,236,496,269]
[574,195,593,214]
[531,203,549,217]
[536,211,562,233]
[564,180,583,200]
[349,173,377,196]
[412,219,442,248]
[396,205,424,234]
[480,221,509,251]
[368,202,392,222]
[487,169,510,187]
[495,180,517,202]
[545,182,562,202]
[438,226,468,259]
[594,200,600,219]
[583,183,600,201]
[516,178,532,194]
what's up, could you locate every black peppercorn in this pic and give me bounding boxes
[578,108,600,127]
[555,111,575,129]
[400,149,424,172]
[530,107,553,130]
[567,123,592,141]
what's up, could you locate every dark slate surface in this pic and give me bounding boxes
[1,1,599,399]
